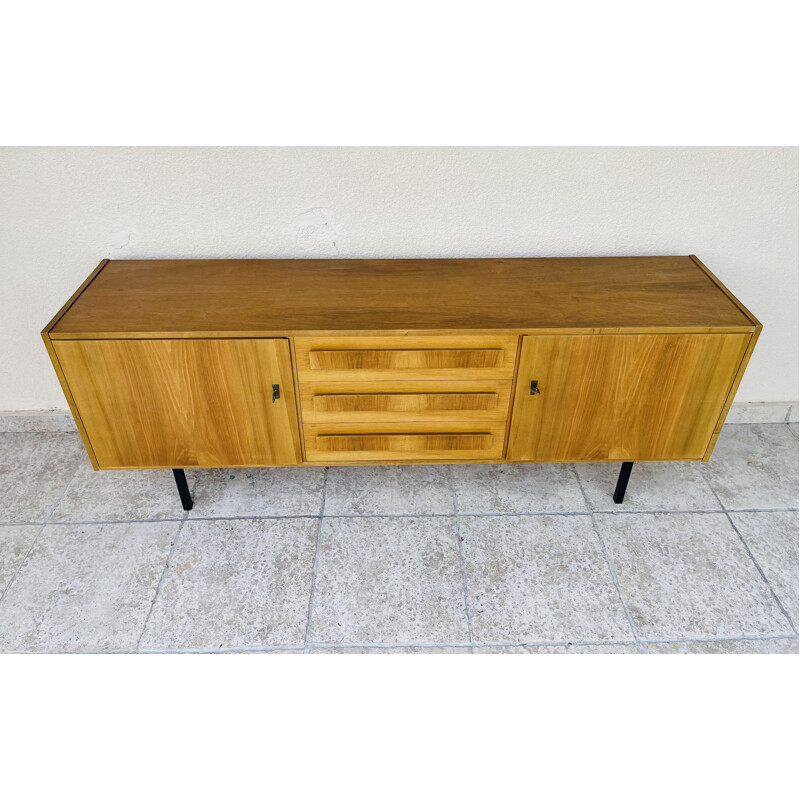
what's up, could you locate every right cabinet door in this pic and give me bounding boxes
[507,333,751,462]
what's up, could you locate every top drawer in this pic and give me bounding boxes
[295,335,519,381]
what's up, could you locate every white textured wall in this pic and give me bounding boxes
[0,147,796,410]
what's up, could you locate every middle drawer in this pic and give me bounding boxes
[299,380,513,423]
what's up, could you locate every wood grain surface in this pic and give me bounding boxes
[299,380,512,423]
[507,333,752,462]
[295,335,518,381]
[48,257,757,336]
[43,257,760,469]
[303,420,507,461]
[53,338,301,468]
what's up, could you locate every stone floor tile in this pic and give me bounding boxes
[324,465,454,516]
[789,423,798,439]
[461,515,632,643]
[309,517,469,644]
[575,461,721,511]
[0,413,76,433]
[0,526,39,595]
[188,467,325,517]
[452,463,586,514]
[309,646,470,653]
[725,404,791,424]
[643,638,798,654]
[0,433,85,522]
[730,511,799,628]
[597,512,793,639]
[51,462,197,522]
[2,423,797,655]
[478,644,640,654]
[140,518,318,650]
[0,522,178,652]
[705,424,798,510]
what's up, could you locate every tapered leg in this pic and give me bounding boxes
[172,468,193,511]
[613,461,633,504]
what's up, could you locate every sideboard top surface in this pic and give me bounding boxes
[47,256,758,337]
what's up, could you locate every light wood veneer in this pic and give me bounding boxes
[294,335,518,381]
[52,338,300,468]
[299,380,513,423]
[48,257,754,337]
[303,421,508,462]
[42,256,760,470]
[507,333,751,462]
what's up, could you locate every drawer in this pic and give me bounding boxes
[303,421,507,462]
[299,380,512,423]
[295,335,518,381]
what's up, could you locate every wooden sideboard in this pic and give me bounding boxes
[42,256,760,509]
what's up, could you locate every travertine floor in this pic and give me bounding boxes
[0,423,797,653]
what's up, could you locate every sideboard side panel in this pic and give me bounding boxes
[41,333,100,469]
[701,327,761,461]
[53,338,302,468]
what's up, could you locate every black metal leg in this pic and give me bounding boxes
[613,462,633,504]
[172,468,193,511]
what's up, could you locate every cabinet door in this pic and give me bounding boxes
[54,338,301,468]
[507,333,750,462]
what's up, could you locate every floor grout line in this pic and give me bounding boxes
[303,466,329,654]
[304,640,642,649]
[135,473,201,652]
[725,518,798,636]
[449,466,476,653]
[12,633,796,655]
[0,517,188,526]
[698,470,799,636]
[0,458,83,609]
[701,463,727,511]
[636,633,800,644]
[138,647,306,654]
[571,464,645,653]
[594,507,799,514]
[3,508,797,528]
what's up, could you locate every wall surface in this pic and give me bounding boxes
[0,147,796,410]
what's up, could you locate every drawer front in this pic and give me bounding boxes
[295,335,518,381]
[299,380,512,423]
[303,421,507,462]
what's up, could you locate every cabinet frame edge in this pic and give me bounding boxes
[40,259,110,470]
[41,333,101,469]
[689,254,761,328]
[42,259,110,335]
[702,327,762,462]
[48,325,757,340]
[288,337,308,464]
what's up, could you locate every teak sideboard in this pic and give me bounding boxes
[42,256,761,510]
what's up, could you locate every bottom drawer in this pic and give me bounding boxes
[303,421,507,462]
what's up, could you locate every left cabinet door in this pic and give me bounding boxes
[53,338,302,468]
